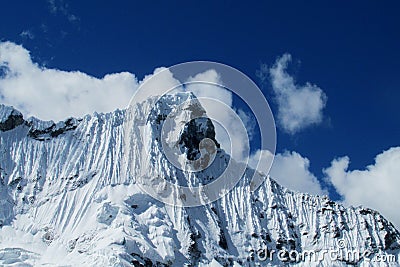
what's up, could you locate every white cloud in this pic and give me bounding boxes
[184,70,249,161]
[268,54,327,134]
[324,147,400,228]
[185,69,232,107]
[19,30,34,40]
[132,67,182,105]
[0,41,138,121]
[249,149,327,195]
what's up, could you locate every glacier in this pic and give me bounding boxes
[0,92,399,266]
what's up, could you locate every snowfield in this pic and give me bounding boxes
[0,93,399,266]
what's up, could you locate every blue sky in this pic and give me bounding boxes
[1,1,400,226]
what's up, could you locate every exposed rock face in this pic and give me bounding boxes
[0,94,399,266]
[0,104,80,139]
[27,117,80,141]
[179,117,219,161]
[0,104,24,131]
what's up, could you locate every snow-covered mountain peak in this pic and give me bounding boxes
[0,93,400,266]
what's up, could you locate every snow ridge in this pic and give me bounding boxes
[0,93,399,266]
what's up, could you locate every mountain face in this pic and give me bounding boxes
[0,93,399,267]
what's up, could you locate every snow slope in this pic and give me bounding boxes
[0,94,399,266]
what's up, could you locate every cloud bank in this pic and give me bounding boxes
[267,54,327,134]
[324,147,400,228]
[249,149,327,196]
[0,41,138,121]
